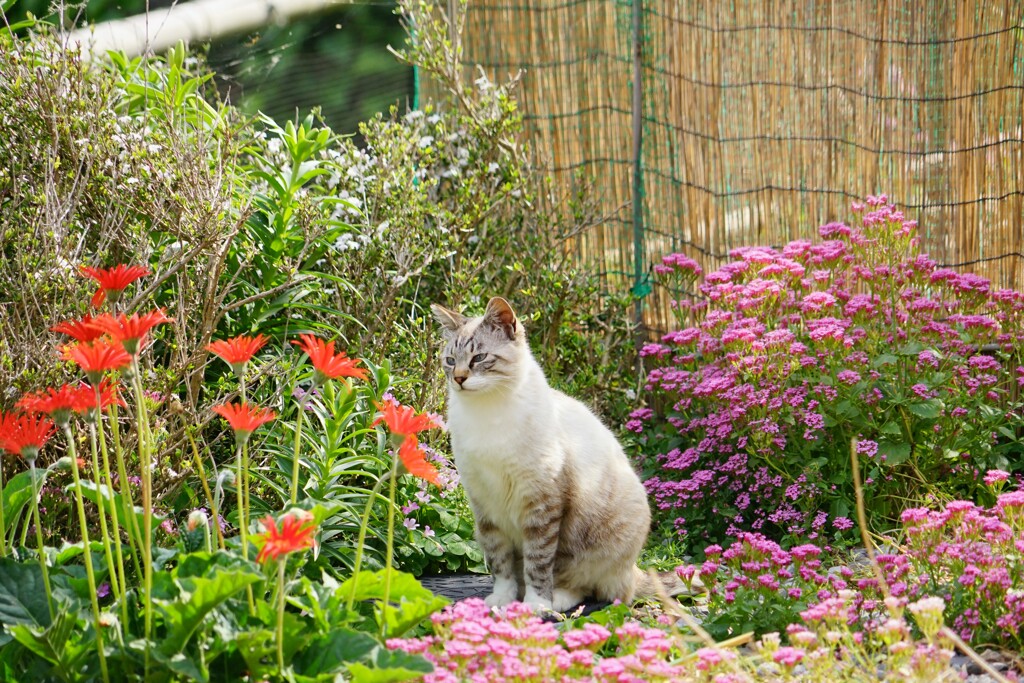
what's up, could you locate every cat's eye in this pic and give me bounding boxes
[444,356,455,367]
[470,353,487,364]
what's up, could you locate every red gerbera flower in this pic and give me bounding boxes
[373,400,441,438]
[80,264,150,309]
[17,384,89,427]
[51,314,106,343]
[397,435,441,485]
[291,334,368,384]
[88,309,172,355]
[373,400,442,484]
[0,411,56,461]
[60,339,132,385]
[206,334,269,374]
[255,511,316,563]
[211,402,276,444]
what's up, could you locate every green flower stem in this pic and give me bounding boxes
[93,410,130,629]
[276,560,286,675]
[87,421,119,605]
[64,429,111,683]
[26,458,54,622]
[0,460,6,558]
[233,438,256,615]
[129,362,154,677]
[186,431,225,550]
[380,462,399,638]
[239,376,251,549]
[289,390,310,505]
[107,403,142,581]
[345,473,389,613]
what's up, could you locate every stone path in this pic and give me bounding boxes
[418,574,611,617]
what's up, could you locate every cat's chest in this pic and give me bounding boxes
[447,399,559,527]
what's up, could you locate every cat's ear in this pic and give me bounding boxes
[431,303,468,335]
[483,297,518,340]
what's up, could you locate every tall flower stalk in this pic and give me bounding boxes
[254,511,316,676]
[347,399,441,632]
[64,425,112,683]
[211,401,276,576]
[0,412,57,621]
[290,334,367,504]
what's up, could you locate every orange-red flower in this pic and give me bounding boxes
[291,334,367,384]
[397,435,441,485]
[89,309,173,355]
[373,400,442,485]
[80,264,150,309]
[206,334,268,373]
[60,339,132,384]
[211,402,276,443]
[373,400,441,438]
[17,384,89,427]
[51,314,106,343]
[255,512,316,563]
[60,339,132,385]
[0,411,56,461]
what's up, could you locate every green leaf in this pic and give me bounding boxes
[906,399,943,420]
[2,468,47,536]
[833,400,861,419]
[380,593,449,638]
[871,353,898,368]
[878,441,912,466]
[236,628,277,679]
[0,557,53,627]
[293,628,378,675]
[9,610,82,676]
[347,648,433,683]
[157,568,262,655]
[338,570,439,605]
[879,421,903,436]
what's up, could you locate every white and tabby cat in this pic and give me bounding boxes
[431,297,662,612]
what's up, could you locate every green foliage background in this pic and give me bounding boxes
[7,0,412,134]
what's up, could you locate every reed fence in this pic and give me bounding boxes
[422,0,1024,331]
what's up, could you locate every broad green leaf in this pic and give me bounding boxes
[347,648,433,683]
[906,400,943,420]
[379,594,449,638]
[235,628,277,680]
[871,353,898,368]
[879,421,903,436]
[338,570,438,605]
[2,468,46,536]
[0,557,53,627]
[833,400,861,419]
[157,569,262,655]
[8,610,87,679]
[878,441,912,466]
[293,628,378,675]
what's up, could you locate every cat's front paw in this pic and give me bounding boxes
[484,591,515,608]
[551,588,584,613]
[521,587,553,612]
[485,577,518,608]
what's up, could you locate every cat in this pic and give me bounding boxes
[431,296,674,612]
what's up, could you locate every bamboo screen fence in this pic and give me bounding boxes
[429,0,1024,331]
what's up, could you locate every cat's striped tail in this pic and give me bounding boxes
[633,566,705,601]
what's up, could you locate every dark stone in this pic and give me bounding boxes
[417,574,611,619]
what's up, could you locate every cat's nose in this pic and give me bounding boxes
[453,375,467,387]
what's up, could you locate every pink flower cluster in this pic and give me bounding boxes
[637,196,1024,543]
[692,486,1024,652]
[891,491,1024,646]
[388,598,687,682]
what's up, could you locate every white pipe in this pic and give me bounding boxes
[63,0,345,60]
